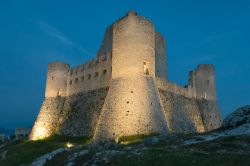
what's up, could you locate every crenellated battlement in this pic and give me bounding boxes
[66,53,112,95]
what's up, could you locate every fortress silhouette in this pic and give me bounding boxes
[30,11,222,142]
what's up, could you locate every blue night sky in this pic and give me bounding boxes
[0,0,249,130]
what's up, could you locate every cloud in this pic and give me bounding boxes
[35,20,93,57]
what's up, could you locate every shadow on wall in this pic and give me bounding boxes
[159,89,205,133]
[56,87,109,137]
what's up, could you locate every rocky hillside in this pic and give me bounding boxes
[223,105,250,128]
[1,106,250,166]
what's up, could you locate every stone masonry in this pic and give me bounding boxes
[30,11,222,141]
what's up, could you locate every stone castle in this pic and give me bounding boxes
[30,11,222,141]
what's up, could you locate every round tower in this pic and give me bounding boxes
[45,62,70,97]
[94,12,168,142]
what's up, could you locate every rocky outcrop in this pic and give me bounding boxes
[223,105,250,128]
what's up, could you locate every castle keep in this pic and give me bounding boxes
[30,11,222,141]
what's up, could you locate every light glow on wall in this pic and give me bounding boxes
[30,125,50,140]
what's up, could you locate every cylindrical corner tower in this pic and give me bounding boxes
[29,62,69,140]
[45,62,70,97]
[94,12,168,142]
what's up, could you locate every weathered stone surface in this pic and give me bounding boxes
[159,89,222,133]
[159,89,205,133]
[223,105,250,128]
[57,87,109,137]
[29,97,65,140]
[30,11,222,141]
[197,99,222,131]
[93,14,168,141]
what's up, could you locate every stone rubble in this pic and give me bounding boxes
[30,148,67,166]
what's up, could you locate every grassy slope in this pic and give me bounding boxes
[0,135,90,166]
[108,151,250,166]
[1,134,250,166]
[106,136,250,166]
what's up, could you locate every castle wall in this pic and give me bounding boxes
[155,32,167,80]
[30,16,113,140]
[66,57,111,95]
[65,25,113,96]
[56,87,109,137]
[30,11,222,141]
[157,77,222,133]
[29,97,65,140]
[45,62,70,97]
[158,89,205,133]
[156,77,195,98]
[197,100,222,131]
[189,64,217,100]
[94,12,168,141]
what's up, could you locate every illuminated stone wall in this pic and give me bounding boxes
[66,56,111,95]
[197,100,222,131]
[159,89,205,133]
[29,97,65,140]
[30,11,222,141]
[158,89,222,133]
[30,24,113,140]
[56,87,109,137]
[156,77,195,98]
[45,62,69,97]
[66,26,113,95]
[93,11,168,141]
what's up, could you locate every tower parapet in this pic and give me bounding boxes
[45,62,70,97]
[188,64,217,100]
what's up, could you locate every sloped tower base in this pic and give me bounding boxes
[93,76,168,142]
